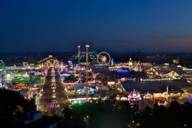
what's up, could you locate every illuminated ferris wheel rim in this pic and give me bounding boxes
[97,51,111,65]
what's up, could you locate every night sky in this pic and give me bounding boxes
[1,0,192,53]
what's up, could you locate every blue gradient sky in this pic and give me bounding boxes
[1,0,192,52]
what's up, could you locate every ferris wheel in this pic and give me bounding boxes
[97,52,111,65]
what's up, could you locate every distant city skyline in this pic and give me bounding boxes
[1,0,192,53]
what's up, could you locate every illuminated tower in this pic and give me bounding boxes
[128,58,133,70]
[166,86,169,94]
[85,44,90,97]
[77,45,81,64]
[85,44,90,65]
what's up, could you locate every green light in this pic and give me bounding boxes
[73,100,78,104]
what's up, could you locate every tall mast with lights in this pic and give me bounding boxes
[77,45,81,64]
[85,44,90,97]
